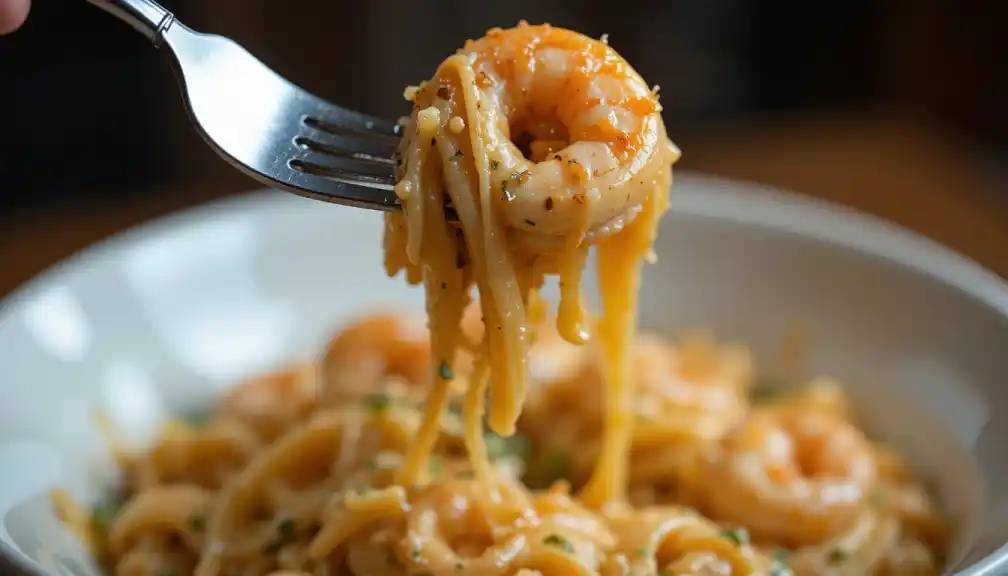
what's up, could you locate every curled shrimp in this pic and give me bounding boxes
[319,312,431,405]
[402,22,679,251]
[697,406,878,548]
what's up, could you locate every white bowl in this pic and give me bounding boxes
[1,173,1007,575]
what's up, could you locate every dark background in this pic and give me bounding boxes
[0,0,1006,289]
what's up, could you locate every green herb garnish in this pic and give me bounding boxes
[90,491,125,534]
[543,533,574,553]
[428,455,443,477]
[484,430,531,462]
[720,527,750,546]
[363,392,391,414]
[770,549,793,576]
[827,548,848,564]
[751,377,784,403]
[439,361,455,381]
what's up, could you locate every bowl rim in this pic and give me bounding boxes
[1,171,1006,575]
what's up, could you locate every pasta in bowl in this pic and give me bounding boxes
[0,21,1002,576]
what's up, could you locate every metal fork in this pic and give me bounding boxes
[87,0,407,214]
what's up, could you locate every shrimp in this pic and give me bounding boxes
[408,22,679,249]
[318,312,431,406]
[518,334,749,494]
[214,364,317,442]
[696,406,878,548]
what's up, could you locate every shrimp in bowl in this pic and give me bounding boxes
[695,403,879,548]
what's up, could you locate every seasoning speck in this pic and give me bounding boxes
[187,514,205,532]
[277,517,295,539]
[545,196,554,211]
[524,219,536,227]
[827,548,848,564]
[543,533,574,553]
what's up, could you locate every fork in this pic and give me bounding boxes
[87,0,410,214]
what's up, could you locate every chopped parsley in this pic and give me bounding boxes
[90,490,126,534]
[720,527,750,546]
[827,548,848,564]
[363,392,391,414]
[439,361,455,381]
[489,159,500,170]
[187,514,205,532]
[454,149,464,157]
[771,548,793,576]
[261,518,295,555]
[524,219,536,227]
[543,533,574,553]
[751,377,784,403]
[636,546,649,557]
[428,455,443,477]
[484,430,531,462]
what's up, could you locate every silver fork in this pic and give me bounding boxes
[87,0,408,214]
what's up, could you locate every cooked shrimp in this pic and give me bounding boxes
[697,406,878,548]
[402,22,679,250]
[214,364,317,442]
[519,334,749,493]
[318,312,430,405]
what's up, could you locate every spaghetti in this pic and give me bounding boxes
[55,23,948,576]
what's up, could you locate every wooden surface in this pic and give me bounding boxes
[1,111,1005,300]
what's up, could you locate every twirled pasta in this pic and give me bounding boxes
[54,22,949,576]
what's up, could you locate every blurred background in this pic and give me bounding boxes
[0,0,1005,295]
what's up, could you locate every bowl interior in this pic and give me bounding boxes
[1,173,1007,575]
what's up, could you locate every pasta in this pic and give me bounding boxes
[54,22,949,576]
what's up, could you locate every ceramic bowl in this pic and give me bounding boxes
[1,173,1007,575]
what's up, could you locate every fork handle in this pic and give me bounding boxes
[86,0,177,47]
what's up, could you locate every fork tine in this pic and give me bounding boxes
[304,103,402,138]
[295,129,397,165]
[290,152,396,186]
